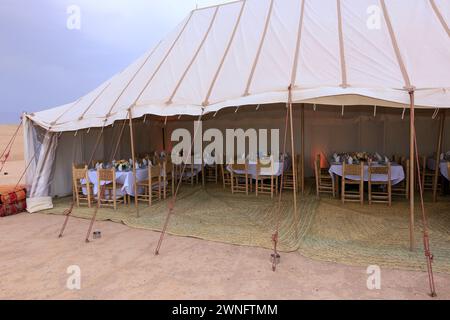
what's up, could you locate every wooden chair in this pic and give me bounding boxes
[204,164,218,183]
[163,160,175,199]
[368,163,392,206]
[255,157,278,198]
[97,168,126,210]
[341,162,364,204]
[220,164,232,189]
[418,155,440,192]
[181,156,200,185]
[137,165,161,206]
[314,156,335,198]
[282,154,300,191]
[392,158,410,199]
[230,162,250,195]
[72,164,94,208]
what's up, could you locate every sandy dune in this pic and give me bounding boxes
[0,125,25,185]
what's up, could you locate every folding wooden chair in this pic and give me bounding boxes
[137,165,161,206]
[97,168,127,210]
[205,164,218,183]
[314,156,335,198]
[282,154,300,191]
[163,160,175,199]
[72,164,94,208]
[392,158,409,199]
[220,164,232,189]
[341,162,364,204]
[230,162,250,195]
[418,155,440,192]
[255,157,278,198]
[368,163,392,206]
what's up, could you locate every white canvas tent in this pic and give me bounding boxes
[23,0,449,220]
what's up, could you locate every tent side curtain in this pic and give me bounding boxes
[24,117,59,212]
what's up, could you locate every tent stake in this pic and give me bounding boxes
[129,110,140,217]
[432,109,445,202]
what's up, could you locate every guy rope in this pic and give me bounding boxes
[155,110,205,255]
[409,90,437,297]
[0,118,23,174]
[271,88,291,271]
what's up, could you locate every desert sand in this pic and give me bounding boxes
[0,124,24,185]
[1,213,450,300]
[1,124,449,299]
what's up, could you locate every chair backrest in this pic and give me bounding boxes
[164,160,173,175]
[72,164,88,181]
[231,162,248,171]
[343,162,363,177]
[314,155,320,179]
[149,165,161,179]
[98,168,115,182]
[368,163,390,175]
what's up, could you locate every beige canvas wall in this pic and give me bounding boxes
[49,104,448,197]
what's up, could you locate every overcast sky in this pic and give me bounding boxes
[0,0,232,124]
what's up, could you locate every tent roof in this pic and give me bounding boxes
[29,0,450,132]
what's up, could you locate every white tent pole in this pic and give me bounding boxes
[203,1,246,106]
[336,0,348,88]
[430,0,450,37]
[243,0,274,96]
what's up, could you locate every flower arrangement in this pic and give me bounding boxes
[114,160,130,171]
[333,152,381,164]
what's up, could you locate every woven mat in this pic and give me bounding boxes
[42,184,450,273]
[45,185,316,252]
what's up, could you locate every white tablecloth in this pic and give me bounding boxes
[427,158,449,181]
[328,163,405,185]
[83,168,148,196]
[227,158,291,179]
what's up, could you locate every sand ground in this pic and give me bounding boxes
[0,124,24,185]
[1,213,449,299]
[1,124,450,299]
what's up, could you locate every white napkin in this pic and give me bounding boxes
[375,152,382,161]
[348,157,353,164]
[384,156,390,163]
[440,153,444,160]
[143,159,148,166]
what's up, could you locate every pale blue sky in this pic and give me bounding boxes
[0,0,232,123]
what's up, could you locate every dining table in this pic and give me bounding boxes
[226,157,291,179]
[328,162,405,185]
[82,166,167,196]
[427,158,450,181]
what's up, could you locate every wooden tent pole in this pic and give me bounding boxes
[288,86,298,217]
[162,126,166,151]
[409,90,415,251]
[128,109,139,217]
[433,109,445,202]
[300,103,305,194]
